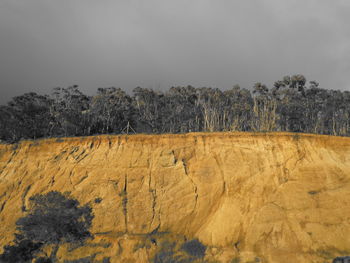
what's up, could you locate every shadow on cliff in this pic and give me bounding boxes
[0,191,110,263]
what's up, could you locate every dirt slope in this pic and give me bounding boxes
[0,132,350,263]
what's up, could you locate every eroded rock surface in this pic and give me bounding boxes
[1,132,350,262]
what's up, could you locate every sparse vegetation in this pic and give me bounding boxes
[94,197,103,204]
[181,239,206,258]
[153,238,207,263]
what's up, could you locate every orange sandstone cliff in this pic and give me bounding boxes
[0,132,350,263]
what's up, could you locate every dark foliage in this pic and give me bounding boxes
[0,239,42,263]
[333,256,350,263]
[1,75,350,143]
[34,257,52,263]
[181,239,206,258]
[153,241,177,263]
[154,239,207,263]
[63,258,91,263]
[16,191,93,246]
[62,256,110,263]
[0,191,94,263]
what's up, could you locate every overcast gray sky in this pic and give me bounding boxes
[0,0,349,104]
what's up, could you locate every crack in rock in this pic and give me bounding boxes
[182,158,198,214]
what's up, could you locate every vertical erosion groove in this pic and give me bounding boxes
[213,153,226,196]
[149,171,158,230]
[122,174,128,233]
[0,192,7,213]
[21,185,31,212]
[0,200,6,213]
[182,158,198,214]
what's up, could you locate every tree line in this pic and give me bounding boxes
[1,74,350,142]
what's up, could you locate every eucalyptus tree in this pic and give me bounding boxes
[273,75,308,132]
[251,83,277,132]
[165,86,200,133]
[324,89,350,136]
[132,87,166,133]
[90,87,133,134]
[195,87,227,132]
[3,92,53,140]
[50,85,91,137]
[223,85,253,131]
[303,85,324,134]
[0,105,19,142]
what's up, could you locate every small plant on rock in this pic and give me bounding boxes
[181,239,206,259]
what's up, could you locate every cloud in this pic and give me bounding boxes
[0,0,349,103]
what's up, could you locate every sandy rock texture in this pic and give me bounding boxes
[0,132,350,263]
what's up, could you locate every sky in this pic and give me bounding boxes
[0,0,349,104]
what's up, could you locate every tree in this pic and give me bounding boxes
[1,191,94,263]
[2,93,53,141]
[50,86,91,137]
[252,83,277,131]
[133,87,165,133]
[223,85,253,131]
[0,105,20,142]
[166,86,201,133]
[196,87,226,132]
[90,87,133,134]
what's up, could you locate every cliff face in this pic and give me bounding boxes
[1,132,350,263]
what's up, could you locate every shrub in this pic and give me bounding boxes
[153,238,207,263]
[154,241,177,263]
[181,239,206,258]
[0,191,94,263]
